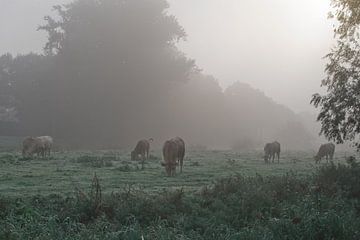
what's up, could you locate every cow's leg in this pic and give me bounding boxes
[171,164,175,177]
[141,153,145,170]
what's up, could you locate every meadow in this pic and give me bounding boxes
[1,138,360,239]
[0,146,348,197]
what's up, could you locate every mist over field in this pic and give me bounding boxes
[0,0,334,150]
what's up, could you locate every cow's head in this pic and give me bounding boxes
[161,161,178,176]
[314,155,320,163]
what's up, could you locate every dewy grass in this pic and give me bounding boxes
[1,149,360,239]
[0,149,350,197]
[1,162,360,239]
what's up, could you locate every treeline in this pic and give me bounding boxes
[0,0,314,149]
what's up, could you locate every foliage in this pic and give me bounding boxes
[314,157,360,199]
[311,0,360,149]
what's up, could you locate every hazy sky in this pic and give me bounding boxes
[0,0,334,113]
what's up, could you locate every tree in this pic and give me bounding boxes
[37,0,196,146]
[0,54,15,112]
[0,53,53,133]
[311,0,360,149]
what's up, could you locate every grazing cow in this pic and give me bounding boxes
[37,136,53,157]
[315,143,335,163]
[161,137,185,176]
[22,136,53,157]
[22,137,45,157]
[131,138,153,161]
[264,141,281,163]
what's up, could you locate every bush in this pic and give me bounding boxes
[314,159,360,199]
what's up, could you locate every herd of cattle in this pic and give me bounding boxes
[21,136,336,176]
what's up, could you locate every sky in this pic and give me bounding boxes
[0,0,334,113]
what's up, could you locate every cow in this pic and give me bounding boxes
[161,137,185,176]
[131,138,153,161]
[22,137,45,157]
[315,143,335,163]
[37,136,53,157]
[264,141,281,163]
[131,138,153,169]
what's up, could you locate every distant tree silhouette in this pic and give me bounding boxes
[36,0,196,146]
[0,54,15,113]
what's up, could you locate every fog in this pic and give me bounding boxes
[0,0,336,149]
[0,0,333,113]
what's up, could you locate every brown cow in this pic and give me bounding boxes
[131,138,153,161]
[264,141,281,163]
[161,137,185,176]
[315,143,335,163]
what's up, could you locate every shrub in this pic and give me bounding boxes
[314,159,360,199]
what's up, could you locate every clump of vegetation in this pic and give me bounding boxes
[314,157,360,199]
[226,158,237,166]
[75,155,113,168]
[115,164,135,172]
[190,161,201,167]
[17,156,33,162]
[102,152,121,162]
[0,153,18,164]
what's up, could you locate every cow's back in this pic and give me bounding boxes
[135,140,148,153]
[272,141,280,153]
[163,140,178,164]
[37,136,53,148]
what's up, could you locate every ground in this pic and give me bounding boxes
[0,137,354,197]
[1,137,360,239]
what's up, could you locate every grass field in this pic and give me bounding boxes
[0,146,354,197]
[2,137,360,239]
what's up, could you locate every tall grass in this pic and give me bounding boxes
[1,161,360,239]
